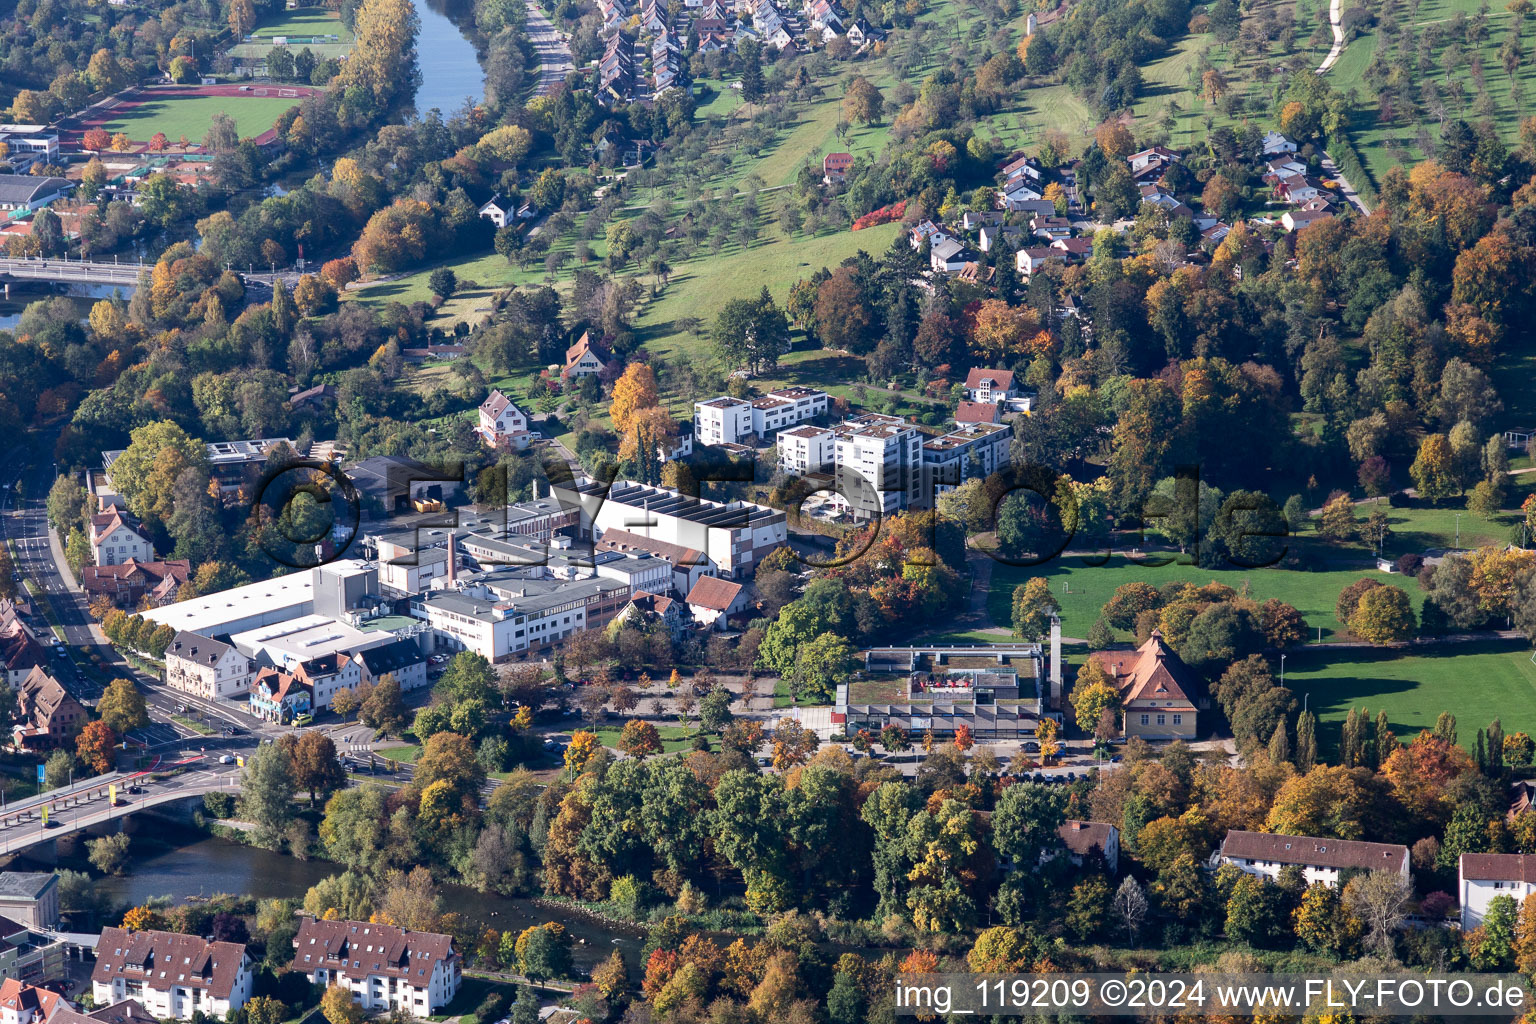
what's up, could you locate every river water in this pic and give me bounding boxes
[412,0,485,116]
[81,827,645,972]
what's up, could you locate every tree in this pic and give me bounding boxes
[86,832,131,875]
[564,731,601,773]
[359,674,407,735]
[1336,578,1384,628]
[713,288,790,376]
[42,750,73,791]
[1319,494,1358,540]
[241,742,297,849]
[76,721,116,775]
[320,986,364,1024]
[1011,578,1058,642]
[842,76,884,125]
[1066,876,1111,941]
[330,688,360,721]
[1349,585,1416,644]
[97,679,148,733]
[699,688,734,733]
[1343,870,1413,957]
[290,732,345,807]
[618,720,662,759]
[516,922,572,987]
[1411,434,1459,501]
[1113,876,1149,943]
[609,363,660,436]
[788,632,856,703]
[428,268,457,300]
[1070,661,1121,732]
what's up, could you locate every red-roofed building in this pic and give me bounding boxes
[954,401,1002,426]
[92,929,251,1019]
[1087,631,1200,740]
[0,978,66,1024]
[562,333,609,378]
[289,918,459,1014]
[1056,819,1120,873]
[822,152,854,184]
[80,559,189,606]
[685,576,745,629]
[88,510,153,567]
[963,368,1016,404]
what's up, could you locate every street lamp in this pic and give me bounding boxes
[1455,512,1464,547]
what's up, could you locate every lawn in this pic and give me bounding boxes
[227,8,354,59]
[594,724,697,753]
[983,555,1422,644]
[1283,641,1536,755]
[98,96,297,144]
[375,744,423,762]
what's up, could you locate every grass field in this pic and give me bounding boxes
[227,8,354,59]
[985,555,1422,644]
[98,96,296,143]
[376,744,423,762]
[1284,641,1536,754]
[594,723,697,753]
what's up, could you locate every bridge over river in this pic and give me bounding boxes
[0,257,293,295]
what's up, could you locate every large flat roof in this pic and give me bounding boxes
[570,480,785,529]
[140,562,367,635]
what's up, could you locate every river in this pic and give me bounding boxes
[412,0,485,116]
[75,826,645,972]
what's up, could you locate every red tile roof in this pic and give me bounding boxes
[1222,830,1409,873]
[92,929,248,1000]
[1089,631,1198,709]
[686,575,743,612]
[964,367,1014,391]
[1461,852,1536,883]
[1058,819,1116,859]
[955,401,1002,425]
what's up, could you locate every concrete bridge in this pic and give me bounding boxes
[0,257,290,295]
[0,757,240,858]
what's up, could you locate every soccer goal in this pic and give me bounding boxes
[278,89,298,97]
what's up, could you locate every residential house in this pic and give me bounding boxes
[694,397,754,446]
[1261,130,1298,156]
[963,368,1017,404]
[48,1002,156,1024]
[1086,631,1200,740]
[1282,209,1334,233]
[1056,820,1120,874]
[1000,153,1042,186]
[954,401,1002,426]
[1003,196,1056,218]
[957,262,992,286]
[613,591,686,643]
[91,930,252,1020]
[748,386,830,436]
[844,17,881,46]
[164,632,255,701]
[686,576,746,629]
[639,0,668,32]
[961,210,1005,231]
[287,384,335,411]
[249,667,312,723]
[562,333,609,378]
[1127,145,1180,177]
[0,603,44,691]
[1030,215,1070,242]
[829,414,924,519]
[1015,245,1063,276]
[908,220,951,250]
[289,918,459,1015]
[1264,156,1307,180]
[822,152,854,184]
[0,979,65,1024]
[1276,173,1326,204]
[0,874,57,931]
[1052,236,1094,262]
[776,424,834,475]
[352,639,429,692]
[929,237,972,274]
[922,422,1011,493]
[10,670,86,752]
[1201,222,1232,245]
[999,180,1045,210]
[597,34,635,106]
[80,559,189,606]
[1460,853,1536,928]
[598,0,627,28]
[1219,830,1410,887]
[477,390,531,449]
[477,194,513,229]
[977,224,1022,253]
[89,510,153,568]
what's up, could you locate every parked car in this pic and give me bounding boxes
[1023,740,1040,752]
[218,754,235,764]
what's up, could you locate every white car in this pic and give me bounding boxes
[219,754,235,765]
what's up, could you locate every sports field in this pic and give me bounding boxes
[1284,642,1536,753]
[227,8,355,59]
[95,94,298,144]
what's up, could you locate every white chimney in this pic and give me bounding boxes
[1049,614,1063,705]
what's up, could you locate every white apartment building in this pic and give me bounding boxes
[831,414,924,519]
[749,386,828,435]
[777,425,835,475]
[1216,830,1409,888]
[554,480,788,579]
[289,919,459,1015]
[477,390,531,449]
[92,930,252,1021]
[1460,853,1536,928]
[694,397,754,446]
[89,510,153,567]
[412,573,627,662]
[922,422,1012,494]
[163,632,256,701]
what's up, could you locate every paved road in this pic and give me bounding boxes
[0,256,298,292]
[1317,0,1345,72]
[525,2,572,96]
[1320,151,1371,215]
[0,758,240,857]
[0,435,272,746]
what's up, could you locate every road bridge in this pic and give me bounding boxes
[0,256,291,295]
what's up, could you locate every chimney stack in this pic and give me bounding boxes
[1049,614,1063,706]
[447,533,458,588]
